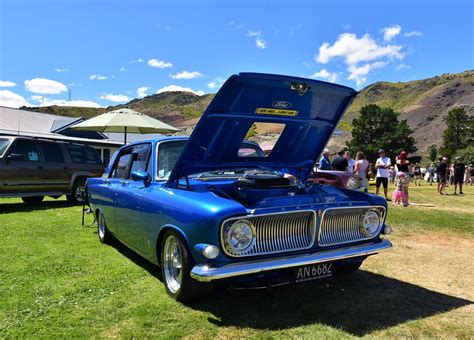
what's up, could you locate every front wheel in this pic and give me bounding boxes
[97,211,114,244]
[160,230,208,301]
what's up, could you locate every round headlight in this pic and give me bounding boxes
[361,210,381,236]
[347,175,361,190]
[225,220,255,253]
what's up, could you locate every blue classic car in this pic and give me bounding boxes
[87,73,392,301]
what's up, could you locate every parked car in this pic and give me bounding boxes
[87,73,392,301]
[309,169,366,191]
[0,136,104,204]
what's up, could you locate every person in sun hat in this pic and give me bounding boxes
[319,148,332,170]
[375,148,391,200]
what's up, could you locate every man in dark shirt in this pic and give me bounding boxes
[437,157,448,195]
[331,151,349,171]
[453,157,465,195]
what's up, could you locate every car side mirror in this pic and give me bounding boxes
[7,153,23,161]
[131,171,150,184]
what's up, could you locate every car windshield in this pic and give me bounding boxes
[192,168,281,180]
[0,138,12,157]
[156,139,267,180]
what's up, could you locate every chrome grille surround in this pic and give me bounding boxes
[221,210,316,257]
[318,206,386,247]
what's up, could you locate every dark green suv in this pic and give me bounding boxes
[0,136,104,204]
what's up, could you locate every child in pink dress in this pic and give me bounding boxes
[392,172,408,206]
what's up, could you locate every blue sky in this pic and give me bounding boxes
[0,0,472,108]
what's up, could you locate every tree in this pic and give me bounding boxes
[428,144,438,162]
[346,104,417,162]
[440,107,473,160]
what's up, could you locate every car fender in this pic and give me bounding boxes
[70,171,91,188]
[154,224,191,266]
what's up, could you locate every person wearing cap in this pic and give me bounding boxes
[375,149,391,200]
[319,148,332,170]
[453,157,465,195]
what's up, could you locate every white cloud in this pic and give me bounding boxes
[120,67,126,72]
[316,33,403,65]
[236,24,244,29]
[148,58,173,68]
[207,77,225,90]
[24,78,68,94]
[404,31,423,37]
[100,93,131,102]
[381,25,401,42]
[256,37,267,49]
[310,69,338,83]
[55,67,69,72]
[169,71,203,79]
[247,30,261,37]
[156,85,204,96]
[89,74,108,80]
[347,61,387,86]
[130,58,144,63]
[0,80,16,87]
[0,90,31,107]
[315,32,404,86]
[396,63,411,70]
[137,86,150,98]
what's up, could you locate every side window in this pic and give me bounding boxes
[157,141,186,179]
[130,144,151,175]
[9,140,40,162]
[111,148,133,179]
[66,144,102,165]
[40,142,65,163]
[103,149,111,166]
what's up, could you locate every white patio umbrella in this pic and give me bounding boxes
[71,108,179,144]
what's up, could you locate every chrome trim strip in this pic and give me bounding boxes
[191,239,392,282]
[220,210,316,258]
[318,205,386,247]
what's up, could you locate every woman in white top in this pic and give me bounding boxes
[353,151,369,191]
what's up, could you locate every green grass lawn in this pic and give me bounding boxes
[1,183,473,338]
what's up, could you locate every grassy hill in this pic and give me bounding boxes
[21,70,474,155]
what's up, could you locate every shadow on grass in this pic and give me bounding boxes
[0,200,72,214]
[191,271,472,336]
[109,238,472,336]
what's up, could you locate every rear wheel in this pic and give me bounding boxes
[21,196,44,204]
[160,230,209,301]
[67,178,87,204]
[97,211,114,244]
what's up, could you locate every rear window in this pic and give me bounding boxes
[66,144,102,165]
[0,138,11,157]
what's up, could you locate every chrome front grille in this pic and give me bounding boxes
[318,206,386,247]
[221,210,316,257]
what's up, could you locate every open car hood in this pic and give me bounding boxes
[167,73,357,185]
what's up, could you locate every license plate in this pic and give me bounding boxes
[295,262,333,283]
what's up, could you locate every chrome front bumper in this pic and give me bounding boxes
[190,239,392,282]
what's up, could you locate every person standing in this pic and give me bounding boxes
[413,163,422,186]
[319,149,332,170]
[375,149,391,200]
[353,151,369,191]
[453,157,465,195]
[396,151,411,205]
[427,163,436,185]
[332,151,349,171]
[467,164,473,185]
[437,157,448,195]
[344,151,355,173]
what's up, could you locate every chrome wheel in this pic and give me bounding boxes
[98,213,106,240]
[75,185,85,203]
[163,235,183,294]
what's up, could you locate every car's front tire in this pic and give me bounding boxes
[97,210,114,244]
[21,196,44,204]
[160,230,208,301]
